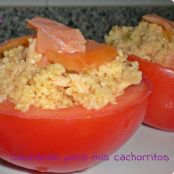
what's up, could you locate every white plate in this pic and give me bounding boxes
[0,125,174,174]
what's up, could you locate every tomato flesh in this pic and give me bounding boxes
[0,79,151,173]
[0,35,34,56]
[129,55,174,131]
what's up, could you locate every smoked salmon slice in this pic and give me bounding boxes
[143,14,174,39]
[27,17,117,72]
[45,40,117,72]
[27,17,86,54]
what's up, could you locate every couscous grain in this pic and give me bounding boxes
[105,21,174,66]
[0,38,141,112]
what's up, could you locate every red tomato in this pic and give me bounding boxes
[0,79,150,173]
[129,55,174,131]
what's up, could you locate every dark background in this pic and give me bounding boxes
[0,6,174,42]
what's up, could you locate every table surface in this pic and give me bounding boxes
[0,124,174,174]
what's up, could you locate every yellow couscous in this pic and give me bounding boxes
[105,20,174,67]
[0,38,141,112]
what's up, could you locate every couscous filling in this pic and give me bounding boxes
[0,38,141,112]
[105,20,174,68]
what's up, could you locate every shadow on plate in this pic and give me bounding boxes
[0,158,80,174]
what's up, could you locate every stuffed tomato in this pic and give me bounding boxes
[129,55,174,131]
[105,14,174,131]
[0,17,151,173]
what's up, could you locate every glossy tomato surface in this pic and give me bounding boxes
[0,79,150,173]
[129,55,174,131]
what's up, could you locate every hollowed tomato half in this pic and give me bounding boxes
[129,55,174,131]
[0,79,151,173]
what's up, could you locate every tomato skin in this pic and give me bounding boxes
[129,55,174,131]
[0,80,150,173]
